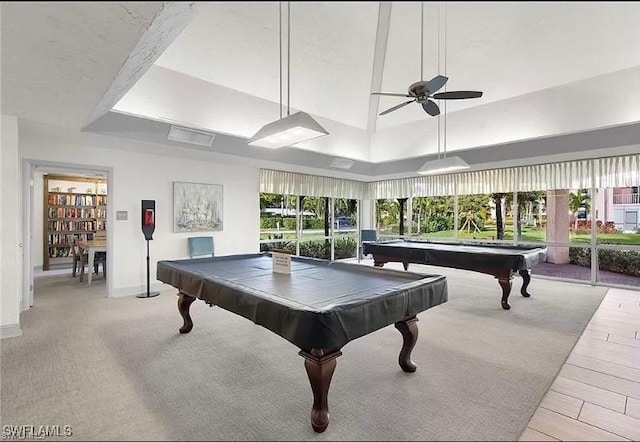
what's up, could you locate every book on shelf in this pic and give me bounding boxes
[43,175,108,269]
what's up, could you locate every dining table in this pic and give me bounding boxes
[78,238,107,285]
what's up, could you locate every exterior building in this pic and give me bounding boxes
[595,187,640,232]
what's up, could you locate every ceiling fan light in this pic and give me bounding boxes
[248,111,329,149]
[418,156,470,175]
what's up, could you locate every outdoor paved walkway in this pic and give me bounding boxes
[534,263,640,288]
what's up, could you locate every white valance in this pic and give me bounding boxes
[260,169,367,199]
[595,154,640,188]
[516,160,594,192]
[368,175,456,199]
[261,154,639,200]
[457,168,514,195]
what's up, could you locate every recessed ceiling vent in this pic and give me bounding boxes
[168,125,215,147]
[330,157,355,169]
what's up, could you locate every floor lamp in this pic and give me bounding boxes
[138,199,160,298]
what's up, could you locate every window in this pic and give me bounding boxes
[259,193,359,260]
[259,193,296,253]
[375,199,403,239]
[410,196,454,239]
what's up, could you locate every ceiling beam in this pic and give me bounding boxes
[366,2,392,135]
[84,2,199,128]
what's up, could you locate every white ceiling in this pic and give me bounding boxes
[2,2,640,172]
[148,1,640,132]
[1,2,197,128]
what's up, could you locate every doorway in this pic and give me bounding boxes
[22,160,113,311]
[624,210,638,232]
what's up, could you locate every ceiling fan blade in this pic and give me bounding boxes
[422,100,440,116]
[432,91,483,100]
[425,75,448,94]
[371,92,412,97]
[379,100,414,116]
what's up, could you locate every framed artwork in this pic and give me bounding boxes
[173,182,223,232]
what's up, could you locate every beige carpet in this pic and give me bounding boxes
[1,264,607,441]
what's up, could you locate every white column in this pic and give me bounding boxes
[359,199,374,230]
[546,189,570,264]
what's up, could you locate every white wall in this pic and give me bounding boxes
[1,115,23,337]
[19,121,261,297]
[32,172,44,269]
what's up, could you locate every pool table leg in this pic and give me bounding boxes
[519,269,532,298]
[373,259,408,271]
[394,316,419,372]
[177,292,197,334]
[497,277,513,310]
[299,348,342,433]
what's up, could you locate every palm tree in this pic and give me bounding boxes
[491,193,506,239]
[412,197,431,235]
[505,193,531,241]
[397,198,408,236]
[259,193,283,211]
[569,189,591,230]
[525,191,546,227]
[458,194,491,234]
[302,196,324,218]
[375,199,399,231]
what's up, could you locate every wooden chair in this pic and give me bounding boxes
[74,238,107,281]
[188,236,215,259]
[79,252,107,282]
[71,242,86,277]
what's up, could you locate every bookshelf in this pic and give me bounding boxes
[43,174,107,270]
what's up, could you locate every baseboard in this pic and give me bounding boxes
[0,323,23,339]
[110,282,170,298]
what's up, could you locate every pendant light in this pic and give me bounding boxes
[418,3,469,175]
[248,2,329,149]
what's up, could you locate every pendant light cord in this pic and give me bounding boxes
[443,3,447,159]
[287,1,291,116]
[420,2,424,81]
[437,4,441,160]
[279,2,283,119]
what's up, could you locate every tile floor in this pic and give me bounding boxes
[519,288,640,441]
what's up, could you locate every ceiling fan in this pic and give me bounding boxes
[372,3,483,117]
[372,76,482,116]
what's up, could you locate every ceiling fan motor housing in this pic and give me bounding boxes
[408,80,430,97]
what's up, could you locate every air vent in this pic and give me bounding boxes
[168,125,215,147]
[329,157,355,169]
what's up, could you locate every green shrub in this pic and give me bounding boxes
[260,216,281,229]
[569,248,640,277]
[599,249,640,277]
[260,240,295,253]
[299,240,330,259]
[260,237,357,260]
[569,248,591,267]
[282,218,297,230]
[426,215,454,233]
[303,218,326,230]
[334,237,357,259]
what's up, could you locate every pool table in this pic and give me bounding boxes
[156,253,447,433]
[363,239,547,310]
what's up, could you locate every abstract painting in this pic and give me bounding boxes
[173,182,223,232]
